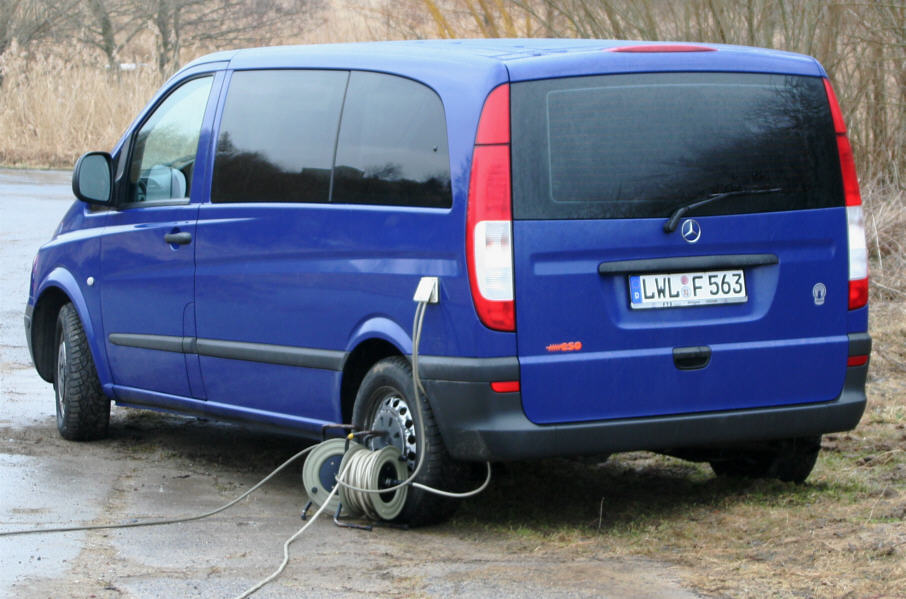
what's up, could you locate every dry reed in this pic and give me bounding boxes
[0,1,395,168]
[0,49,161,168]
[864,182,906,374]
[1,0,903,186]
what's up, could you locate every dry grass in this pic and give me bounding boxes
[455,400,906,598]
[866,183,906,382]
[1,0,903,184]
[0,1,396,169]
[0,50,161,168]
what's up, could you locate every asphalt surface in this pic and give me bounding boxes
[0,168,703,599]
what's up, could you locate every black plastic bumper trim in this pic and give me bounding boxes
[848,332,872,356]
[417,355,519,382]
[598,253,778,275]
[424,365,868,461]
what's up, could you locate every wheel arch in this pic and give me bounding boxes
[31,286,70,382]
[31,269,109,387]
[339,317,412,424]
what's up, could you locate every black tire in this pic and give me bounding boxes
[352,356,463,526]
[54,303,110,441]
[709,436,821,483]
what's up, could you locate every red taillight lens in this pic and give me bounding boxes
[824,79,862,208]
[836,135,861,207]
[824,78,868,310]
[475,84,510,144]
[849,276,869,311]
[847,355,869,368]
[467,84,515,332]
[469,145,511,222]
[490,380,520,393]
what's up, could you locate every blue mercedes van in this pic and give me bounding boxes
[25,39,871,523]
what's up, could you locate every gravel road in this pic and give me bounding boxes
[0,168,703,599]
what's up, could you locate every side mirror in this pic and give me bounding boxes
[72,152,113,205]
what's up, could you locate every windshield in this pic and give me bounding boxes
[511,72,843,220]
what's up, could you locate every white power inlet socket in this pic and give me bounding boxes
[413,276,439,304]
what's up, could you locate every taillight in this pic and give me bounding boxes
[467,84,515,331]
[847,355,869,368]
[824,79,868,310]
[847,205,869,309]
[490,380,520,393]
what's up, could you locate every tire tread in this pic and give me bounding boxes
[353,356,465,526]
[56,303,110,441]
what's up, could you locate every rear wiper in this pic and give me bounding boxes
[663,188,783,233]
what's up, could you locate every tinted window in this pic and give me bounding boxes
[333,72,451,208]
[212,70,348,204]
[511,73,842,220]
[128,76,212,204]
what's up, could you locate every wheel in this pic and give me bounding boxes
[352,356,463,526]
[54,303,110,440]
[709,436,821,483]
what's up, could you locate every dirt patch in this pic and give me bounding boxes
[1,411,704,599]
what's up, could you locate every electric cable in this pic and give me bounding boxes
[0,296,488,539]
[0,445,316,538]
[329,299,428,496]
[412,462,492,498]
[232,460,350,599]
[2,287,495,599]
[407,296,493,499]
[338,445,407,520]
[332,294,493,500]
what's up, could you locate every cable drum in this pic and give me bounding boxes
[301,439,357,517]
[339,445,408,521]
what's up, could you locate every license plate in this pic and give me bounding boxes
[629,269,747,309]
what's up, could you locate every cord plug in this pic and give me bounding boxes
[413,276,439,304]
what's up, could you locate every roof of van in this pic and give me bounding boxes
[182,38,827,87]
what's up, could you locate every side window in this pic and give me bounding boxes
[333,72,451,208]
[211,70,348,204]
[127,76,212,204]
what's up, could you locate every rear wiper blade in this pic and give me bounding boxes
[663,188,783,233]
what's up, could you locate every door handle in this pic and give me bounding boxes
[164,231,192,245]
[673,346,712,370]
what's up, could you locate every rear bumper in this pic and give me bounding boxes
[421,337,869,462]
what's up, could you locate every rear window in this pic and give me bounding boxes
[511,72,843,220]
[333,71,452,208]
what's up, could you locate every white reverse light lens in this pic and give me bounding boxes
[473,220,513,301]
[847,205,868,280]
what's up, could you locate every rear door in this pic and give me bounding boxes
[510,72,850,424]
